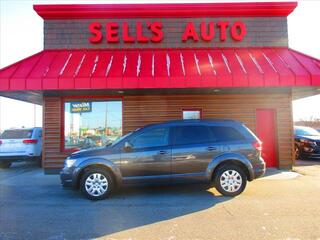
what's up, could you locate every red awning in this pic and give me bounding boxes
[0,48,320,91]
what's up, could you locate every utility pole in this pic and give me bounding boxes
[34,104,36,127]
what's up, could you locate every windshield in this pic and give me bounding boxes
[0,129,33,139]
[295,127,320,136]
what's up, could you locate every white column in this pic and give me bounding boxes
[0,97,2,133]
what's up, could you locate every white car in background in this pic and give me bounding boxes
[0,127,42,168]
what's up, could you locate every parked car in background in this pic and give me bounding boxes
[81,135,112,149]
[294,126,320,160]
[0,127,42,168]
[61,119,266,200]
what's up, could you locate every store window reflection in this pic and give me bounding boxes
[64,100,122,150]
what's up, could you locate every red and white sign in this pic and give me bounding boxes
[88,21,246,44]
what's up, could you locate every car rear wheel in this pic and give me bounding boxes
[214,164,247,197]
[80,167,114,200]
[0,162,12,168]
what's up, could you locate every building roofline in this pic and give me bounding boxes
[33,2,297,20]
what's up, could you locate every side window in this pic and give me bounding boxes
[174,125,211,145]
[130,127,169,149]
[210,126,245,142]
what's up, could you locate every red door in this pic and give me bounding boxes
[256,109,277,167]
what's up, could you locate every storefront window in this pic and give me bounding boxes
[64,100,122,150]
[182,109,201,120]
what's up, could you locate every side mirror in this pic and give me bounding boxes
[124,141,133,152]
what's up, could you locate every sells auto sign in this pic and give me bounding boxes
[88,21,246,44]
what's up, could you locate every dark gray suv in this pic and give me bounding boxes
[61,120,265,200]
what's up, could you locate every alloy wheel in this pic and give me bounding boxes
[220,170,243,193]
[85,173,109,197]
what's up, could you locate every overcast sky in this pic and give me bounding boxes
[0,0,319,131]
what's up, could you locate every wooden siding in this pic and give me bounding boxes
[43,93,293,171]
[123,94,293,169]
[43,96,66,170]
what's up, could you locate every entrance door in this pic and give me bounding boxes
[256,109,278,167]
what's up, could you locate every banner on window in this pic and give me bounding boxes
[70,102,92,113]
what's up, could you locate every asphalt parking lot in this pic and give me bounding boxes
[1,161,320,240]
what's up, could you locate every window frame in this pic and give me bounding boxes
[61,96,123,153]
[126,126,170,151]
[209,125,246,142]
[182,108,202,120]
[172,124,213,146]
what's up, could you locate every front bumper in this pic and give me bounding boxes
[301,152,320,159]
[300,145,320,159]
[60,166,77,188]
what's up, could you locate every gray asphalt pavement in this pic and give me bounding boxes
[0,161,320,240]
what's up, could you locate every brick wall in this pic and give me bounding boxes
[44,17,288,49]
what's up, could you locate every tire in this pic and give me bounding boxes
[214,164,247,197]
[0,162,12,168]
[80,167,114,200]
[37,155,43,168]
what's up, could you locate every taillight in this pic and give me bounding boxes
[23,139,38,144]
[253,140,262,151]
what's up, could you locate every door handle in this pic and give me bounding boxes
[207,146,217,151]
[158,150,168,155]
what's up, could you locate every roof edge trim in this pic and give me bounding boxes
[33,2,298,20]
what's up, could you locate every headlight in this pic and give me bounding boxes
[65,159,76,168]
[301,139,316,145]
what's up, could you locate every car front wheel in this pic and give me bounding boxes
[214,164,247,197]
[80,167,114,200]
